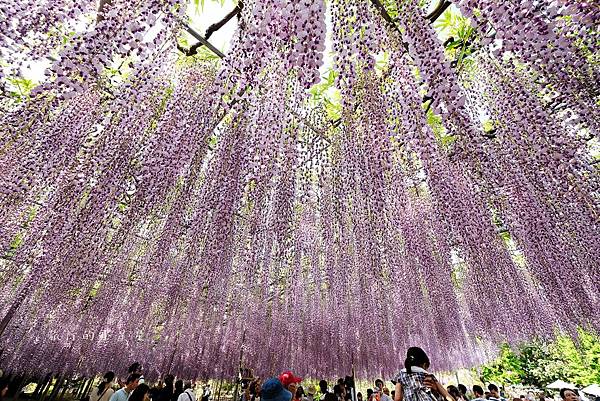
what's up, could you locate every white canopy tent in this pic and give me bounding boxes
[582,385,600,397]
[547,380,577,390]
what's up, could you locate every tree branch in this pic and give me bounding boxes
[184,2,243,57]
[426,0,452,23]
[183,24,226,58]
[369,0,410,52]
[96,0,113,23]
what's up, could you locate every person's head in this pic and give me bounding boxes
[175,380,184,391]
[374,380,384,391]
[319,381,328,395]
[104,372,115,383]
[488,384,499,398]
[367,389,373,398]
[164,375,174,387]
[357,393,363,401]
[448,386,462,400]
[296,387,305,399]
[405,347,430,374]
[129,383,150,401]
[184,382,193,391]
[473,386,484,398]
[279,372,301,396]
[560,389,578,401]
[261,378,293,401]
[338,379,344,386]
[307,386,317,398]
[126,374,142,392]
[333,385,343,397]
[383,388,390,396]
[128,363,142,374]
[391,391,395,399]
[458,385,467,396]
[97,372,115,395]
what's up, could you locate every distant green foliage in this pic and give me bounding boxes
[308,69,341,121]
[477,329,600,388]
[434,6,477,71]
[193,0,229,14]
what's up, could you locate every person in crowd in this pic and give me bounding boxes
[448,386,462,401]
[110,374,141,401]
[392,392,396,400]
[0,377,10,401]
[357,393,363,401]
[279,371,302,399]
[333,385,345,401]
[382,388,393,401]
[177,383,196,401]
[367,389,374,401]
[487,385,506,401]
[458,386,469,401]
[156,375,174,401]
[393,346,453,401]
[127,364,144,384]
[373,380,385,401]
[91,372,115,401]
[243,378,262,401]
[172,380,184,401]
[129,384,150,401]
[471,386,485,401]
[261,378,293,401]
[320,381,330,398]
[128,364,142,375]
[150,380,164,401]
[296,386,307,401]
[308,386,318,401]
[559,389,579,401]
[201,385,211,401]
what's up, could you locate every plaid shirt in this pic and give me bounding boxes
[395,367,442,401]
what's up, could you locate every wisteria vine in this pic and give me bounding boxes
[0,0,598,380]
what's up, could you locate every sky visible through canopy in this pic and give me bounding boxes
[0,0,598,381]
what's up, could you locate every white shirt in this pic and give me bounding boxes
[178,389,197,401]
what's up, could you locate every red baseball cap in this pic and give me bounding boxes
[278,371,302,387]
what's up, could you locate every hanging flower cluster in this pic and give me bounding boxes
[0,0,598,381]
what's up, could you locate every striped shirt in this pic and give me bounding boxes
[395,367,442,401]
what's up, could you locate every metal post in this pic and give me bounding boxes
[47,375,64,401]
[39,374,55,401]
[352,355,357,401]
[33,375,50,400]
[232,329,246,401]
[58,378,70,401]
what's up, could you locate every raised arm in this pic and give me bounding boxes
[394,383,403,401]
